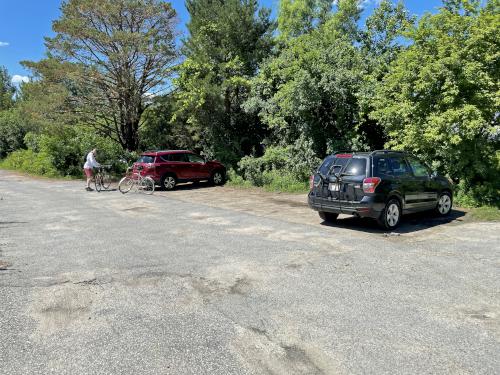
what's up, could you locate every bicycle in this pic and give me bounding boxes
[118,165,155,195]
[94,165,112,192]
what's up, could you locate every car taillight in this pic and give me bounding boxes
[362,177,381,193]
[309,175,314,190]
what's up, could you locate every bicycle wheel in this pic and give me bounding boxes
[101,173,112,190]
[140,177,155,195]
[118,176,134,194]
[95,174,103,192]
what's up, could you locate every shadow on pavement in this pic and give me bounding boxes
[160,181,218,191]
[320,209,467,234]
[95,188,118,193]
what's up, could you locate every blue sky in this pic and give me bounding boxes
[0,0,444,84]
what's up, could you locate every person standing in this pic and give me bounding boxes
[83,148,100,191]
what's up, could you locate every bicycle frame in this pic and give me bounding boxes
[119,166,155,194]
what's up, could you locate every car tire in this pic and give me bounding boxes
[378,198,402,230]
[319,212,339,222]
[211,170,225,186]
[161,174,176,191]
[435,191,452,216]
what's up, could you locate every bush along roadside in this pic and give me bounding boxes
[0,125,139,179]
[0,149,60,177]
[228,136,319,193]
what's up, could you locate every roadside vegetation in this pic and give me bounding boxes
[0,0,498,214]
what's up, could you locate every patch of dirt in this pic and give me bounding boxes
[158,186,317,227]
[231,325,347,375]
[0,260,11,270]
[30,285,94,335]
[189,212,231,226]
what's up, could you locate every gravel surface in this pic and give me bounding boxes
[0,170,499,375]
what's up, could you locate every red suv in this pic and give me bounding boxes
[132,150,226,190]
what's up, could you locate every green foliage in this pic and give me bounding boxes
[236,135,320,187]
[22,126,126,177]
[0,149,59,177]
[277,0,331,39]
[227,168,308,193]
[0,109,35,158]
[174,0,275,165]
[139,95,190,151]
[454,172,500,208]
[370,0,499,206]
[246,6,365,155]
[0,66,16,111]
[226,168,254,188]
[260,170,309,193]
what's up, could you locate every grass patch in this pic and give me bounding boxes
[226,169,255,189]
[261,171,309,193]
[227,169,309,193]
[467,206,500,221]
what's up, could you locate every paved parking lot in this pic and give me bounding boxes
[1,170,499,374]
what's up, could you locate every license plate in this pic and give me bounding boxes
[328,183,340,191]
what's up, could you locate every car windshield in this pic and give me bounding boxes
[137,155,154,163]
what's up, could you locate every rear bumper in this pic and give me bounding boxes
[308,193,385,219]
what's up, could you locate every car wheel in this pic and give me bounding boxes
[211,170,225,186]
[378,198,401,230]
[319,212,339,222]
[436,191,452,216]
[161,175,176,191]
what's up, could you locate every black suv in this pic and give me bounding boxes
[308,151,453,229]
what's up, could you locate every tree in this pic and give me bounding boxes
[371,0,499,205]
[245,0,365,156]
[0,66,15,110]
[358,0,414,149]
[30,0,178,151]
[173,0,274,164]
[277,0,332,40]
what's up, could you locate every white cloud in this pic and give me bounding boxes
[0,41,9,47]
[11,75,29,84]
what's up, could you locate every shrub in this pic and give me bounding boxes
[0,109,36,158]
[226,168,253,188]
[24,126,127,177]
[0,149,59,177]
[237,136,321,188]
[455,180,500,208]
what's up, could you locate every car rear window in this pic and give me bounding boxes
[343,158,366,176]
[137,155,154,163]
[318,156,350,175]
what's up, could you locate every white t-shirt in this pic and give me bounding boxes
[84,152,100,169]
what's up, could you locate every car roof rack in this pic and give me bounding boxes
[369,150,405,156]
